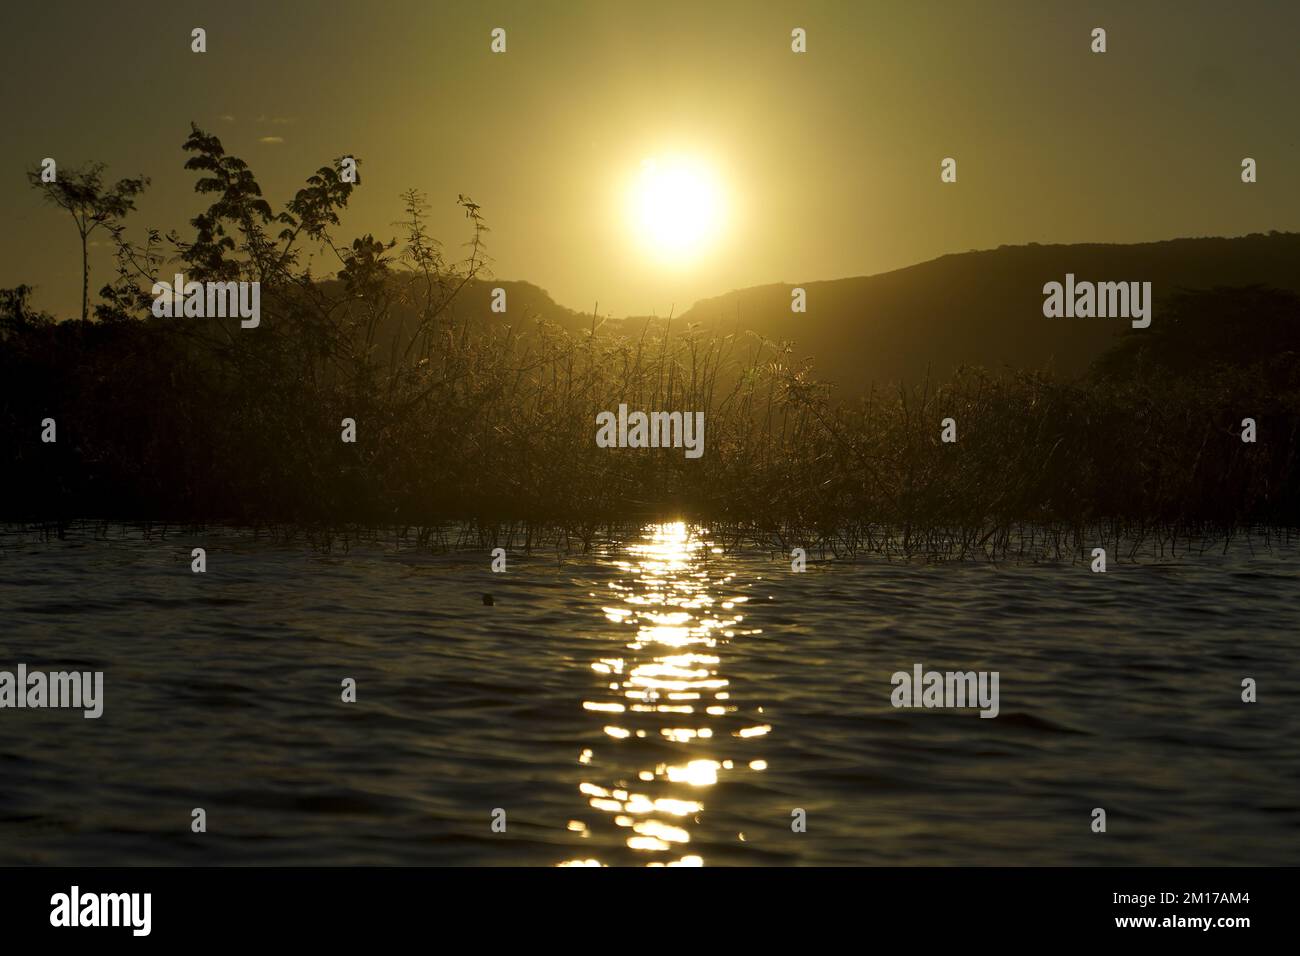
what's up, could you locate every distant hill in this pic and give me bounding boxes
[443,278,591,332]
[666,232,1300,395]
[329,233,1300,397]
[307,275,594,359]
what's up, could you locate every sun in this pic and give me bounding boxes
[627,156,726,266]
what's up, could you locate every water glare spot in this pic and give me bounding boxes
[560,522,768,866]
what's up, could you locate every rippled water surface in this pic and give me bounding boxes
[1,524,1297,865]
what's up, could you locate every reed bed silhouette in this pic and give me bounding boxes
[3,127,1299,558]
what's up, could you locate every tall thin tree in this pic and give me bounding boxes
[27,162,149,321]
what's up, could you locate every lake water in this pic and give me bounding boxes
[1,523,1296,865]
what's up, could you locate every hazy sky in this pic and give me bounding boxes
[2,0,1297,319]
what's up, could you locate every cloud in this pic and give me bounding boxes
[218,114,236,123]
[258,136,285,145]
[257,115,296,125]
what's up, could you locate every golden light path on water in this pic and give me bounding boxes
[559,522,770,866]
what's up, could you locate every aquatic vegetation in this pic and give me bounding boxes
[3,130,1299,556]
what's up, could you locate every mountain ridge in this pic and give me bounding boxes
[416,231,1300,395]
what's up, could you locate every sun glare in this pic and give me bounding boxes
[628,156,725,265]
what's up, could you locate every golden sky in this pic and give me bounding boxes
[2,0,1298,319]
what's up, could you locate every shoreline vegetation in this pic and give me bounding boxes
[3,520,1300,564]
[4,127,1300,557]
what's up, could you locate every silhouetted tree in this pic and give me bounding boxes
[26,162,149,322]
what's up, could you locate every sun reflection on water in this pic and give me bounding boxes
[559,521,767,867]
